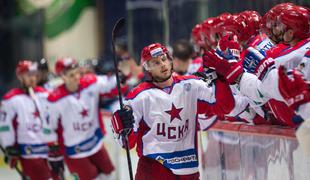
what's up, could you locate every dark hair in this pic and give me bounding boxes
[172,39,194,61]
[115,37,128,51]
[38,58,48,71]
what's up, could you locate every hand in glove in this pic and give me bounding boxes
[47,143,64,177]
[243,47,275,80]
[111,106,135,135]
[278,66,310,110]
[4,146,20,168]
[203,50,244,84]
[217,34,241,60]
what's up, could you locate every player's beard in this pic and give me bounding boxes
[152,68,173,83]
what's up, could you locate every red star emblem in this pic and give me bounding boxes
[32,110,40,118]
[165,103,182,123]
[80,108,89,118]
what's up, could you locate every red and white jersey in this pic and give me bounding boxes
[245,34,274,55]
[47,74,119,158]
[275,37,310,69]
[0,87,52,158]
[187,57,203,75]
[297,50,310,80]
[123,75,234,175]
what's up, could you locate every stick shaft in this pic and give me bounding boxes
[111,17,134,180]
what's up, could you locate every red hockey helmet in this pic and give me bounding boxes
[141,43,171,70]
[191,24,205,48]
[229,11,261,42]
[212,13,232,39]
[263,3,295,34]
[55,57,78,75]
[218,13,239,36]
[277,5,310,40]
[260,3,295,43]
[201,17,217,49]
[16,60,38,76]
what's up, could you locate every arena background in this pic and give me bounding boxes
[0,0,309,180]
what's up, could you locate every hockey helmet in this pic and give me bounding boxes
[16,60,38,76]
[141,43,171,71]
[55,57,78,75]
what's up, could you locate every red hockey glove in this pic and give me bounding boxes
[203,50,243,84]
[278,66,310,110]
[111,106,135,135]
[217,34,241,60]
[4,146,20,168]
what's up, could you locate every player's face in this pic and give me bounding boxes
[18,72,38,88]
[283,29,294,43]
[147,54,172,82]
[62,68,81,92]
[272,23,285,43]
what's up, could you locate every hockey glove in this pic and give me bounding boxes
[193,68,218,86]
[4,146,20,168]
[203,50,243,84]
[217,34,241,60]
[47,143,64,176]
[278,66,310,110]
[243,47,275,80]
[111,106,135,135]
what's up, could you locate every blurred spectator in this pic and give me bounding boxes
[172,39,202,75]
[37,58,62,91]
[37,58,49,86]
[114,37,143,86]
[79,58,99,75]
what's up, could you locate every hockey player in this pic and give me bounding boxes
[47,58,118,180]
[0,60,61,180]
[203,4,309,126]
[278,66,310,156]
[111,43,235,179]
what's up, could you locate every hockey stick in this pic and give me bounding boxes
[111,17,134,180]
[0,145,27,180]
[28,88,65,180]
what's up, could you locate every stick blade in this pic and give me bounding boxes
[112,17,125,39]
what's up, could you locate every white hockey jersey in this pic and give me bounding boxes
[47,74,119,158]
[0,87,52,158]
[123,75,234,175]
[240,37,310,104]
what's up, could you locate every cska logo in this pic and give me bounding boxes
[165,103,182,123]
[157,103,189,140]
